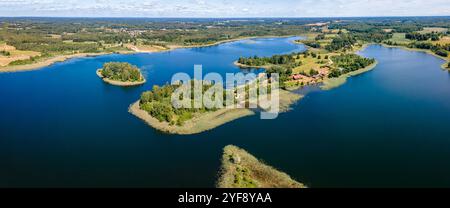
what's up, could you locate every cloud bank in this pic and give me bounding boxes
[0,0,449,17]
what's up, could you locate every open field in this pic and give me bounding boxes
[298,32,320,41]
[432,36,450,45]
[419,27,448,34]
[0,43,41,67]
[388,33,411,44]
[292,54,331,74]
[0,52,111,72]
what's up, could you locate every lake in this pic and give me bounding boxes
[1,37,450,188]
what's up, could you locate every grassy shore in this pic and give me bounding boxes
[217,145,306,188]
[96,69,146,87]
[129,101,255,135]
[321,61,378,90]
[279,90,303,112]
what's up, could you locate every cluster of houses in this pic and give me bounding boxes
[290,66,331,84]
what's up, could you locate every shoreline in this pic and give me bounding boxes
[233,61,271,69]
[0,35,298,73]
[0,52,115,73]
[170,35,296,50]
[96,69,146,87]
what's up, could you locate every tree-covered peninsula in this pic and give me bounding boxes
[129,80,301,135]
[129,81,255,135]
[97,62,146,86]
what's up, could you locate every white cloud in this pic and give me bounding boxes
[0,0,448,17]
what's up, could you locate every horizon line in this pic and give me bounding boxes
[1,15,450,19]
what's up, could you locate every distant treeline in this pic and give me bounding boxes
[409,42,449,57]
[237,54,298,67]
[405,32,442,41]
[302,41,321,48]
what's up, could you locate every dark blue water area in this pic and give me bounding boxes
[1,37,450,188]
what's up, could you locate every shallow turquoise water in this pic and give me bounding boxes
[1,37,450,187]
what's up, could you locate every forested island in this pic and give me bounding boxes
[97,62,146,86]
[217,145,306,188]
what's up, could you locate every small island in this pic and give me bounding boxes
[217,145,306,188]
[96,62,146,86]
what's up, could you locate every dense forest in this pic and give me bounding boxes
[302,41,321,48]
[139,81,222,126]
[100,62,143,82]
[325,33,358,51]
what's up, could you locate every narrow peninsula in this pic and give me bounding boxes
[97,62,146,86]
[217,145,306,188]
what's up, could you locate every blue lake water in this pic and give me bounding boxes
[1,37,450,187]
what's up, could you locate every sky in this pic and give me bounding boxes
[0,0,449,17]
